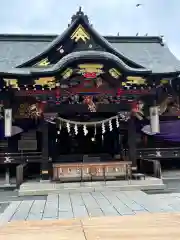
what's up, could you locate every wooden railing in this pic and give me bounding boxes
[0,152,42,164]
[137,147,180,159]
[53,161,132,182]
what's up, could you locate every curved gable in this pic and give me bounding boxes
[17,9,146,71]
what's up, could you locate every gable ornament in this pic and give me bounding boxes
[34,58,50,67]
[71,24,90,42]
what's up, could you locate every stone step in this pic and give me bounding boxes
[18,178,165,196]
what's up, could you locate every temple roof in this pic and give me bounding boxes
[0,34,179,74]
[2,51,150,76]
[0,9,179,75]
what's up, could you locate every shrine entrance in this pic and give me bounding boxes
[51,113,124,163]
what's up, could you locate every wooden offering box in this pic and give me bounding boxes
[53,161,131,182]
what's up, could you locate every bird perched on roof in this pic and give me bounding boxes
[136,3,142,7]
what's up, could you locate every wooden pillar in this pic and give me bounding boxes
[41,118,51,181]
[128,116,137,169]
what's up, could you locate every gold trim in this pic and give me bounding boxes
[4,79,19,88]
[71,24,90,42]
[34,77,56,88]
[78,64,104,75]
[160,79,169,84]
[34,58,50,67]
[61,68,73,79]
[126,76,147,85]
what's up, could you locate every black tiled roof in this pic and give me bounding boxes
[2,51,151,76]
[0,33,179,74]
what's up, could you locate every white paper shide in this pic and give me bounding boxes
[4,109,12,137]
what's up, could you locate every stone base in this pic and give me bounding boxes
[40,180,51,183]
[18,177,165,196]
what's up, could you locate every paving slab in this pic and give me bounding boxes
[81,192,100,209]
[3,189,180,224]
[11,200,34,221]
[58,193,72,212]
[123,191,170,213]
[42,194,58,219]
[0,201,21,225]
[88,208,104,217]
[73,205,89,218]
[101,205,120,216]
[102,192,136,215]
[26,200,46,220]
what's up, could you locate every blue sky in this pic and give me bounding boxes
[0,0,179,58]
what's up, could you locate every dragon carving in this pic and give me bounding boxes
[83,96,96,112]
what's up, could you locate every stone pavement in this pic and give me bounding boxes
[1,190,180,225]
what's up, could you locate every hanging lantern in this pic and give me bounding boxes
[4,109,12,137]
[149,106,160,133]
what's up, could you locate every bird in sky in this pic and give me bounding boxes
[136,3,142,7]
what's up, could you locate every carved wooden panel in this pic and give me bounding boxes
[53,162,131,181]
[105,165,127,177]
[53,164,82,180]
[82,164,104,179]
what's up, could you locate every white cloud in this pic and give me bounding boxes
[0,0,179,58]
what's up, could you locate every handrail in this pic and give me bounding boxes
[0,152,42,155]
[137,147,180,151]
[140,158,162,179]
[0,151,42,163]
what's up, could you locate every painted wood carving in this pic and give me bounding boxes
[61,68,73,79]
[4,78,19,88]
[34,77,56,88]
[34,58,50,67]
[109,68,121,79]
[78,63,104,76]
[123,76,147,86]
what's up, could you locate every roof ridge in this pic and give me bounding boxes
[0,34,163,45]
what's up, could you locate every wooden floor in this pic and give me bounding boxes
[1,213,180,239]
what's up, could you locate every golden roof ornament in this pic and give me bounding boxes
[71,24,90,42]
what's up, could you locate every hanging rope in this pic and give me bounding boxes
[57,114,119,126]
